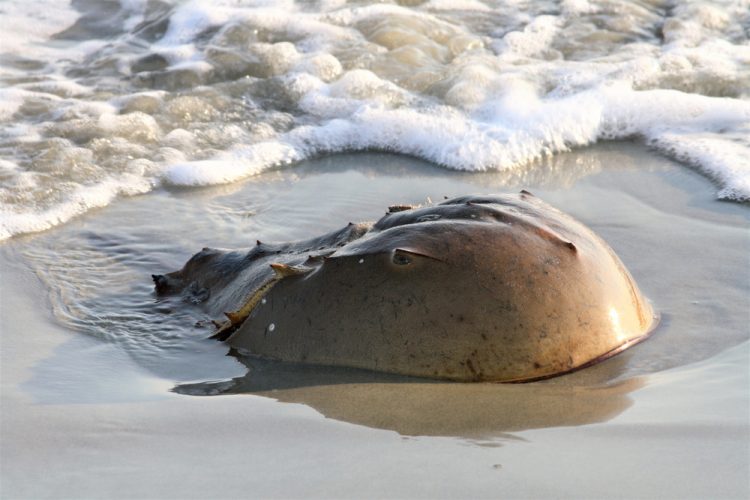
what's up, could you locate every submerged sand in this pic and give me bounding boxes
[1,143,748,498]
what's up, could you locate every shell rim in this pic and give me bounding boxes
[502,310,662,384]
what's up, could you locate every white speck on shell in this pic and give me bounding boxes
[268,323,275,332]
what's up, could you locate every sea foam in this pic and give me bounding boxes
[1,0,749,240]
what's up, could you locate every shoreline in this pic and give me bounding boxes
[2,143,749,498]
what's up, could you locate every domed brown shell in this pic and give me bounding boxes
[157,192,657,382]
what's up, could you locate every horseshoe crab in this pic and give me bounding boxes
[153,192,657,382]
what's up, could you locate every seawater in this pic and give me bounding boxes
[9,145,750,393]
[1,0,749,240]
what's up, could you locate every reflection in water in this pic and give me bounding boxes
[174,353,645,437]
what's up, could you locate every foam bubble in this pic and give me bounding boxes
[494,15,562,58]
[157,1,232,47]
[424,0,492,12]
[0,0,80,57]
[1,0,749,240]
[162,77,749,202]
[292,54,343,82]
[650,133,750,201]
[98,112,163,143]
[0,175,155,241]
[20,78,92,98]
[0,89,27,121]
[165,142,301,186]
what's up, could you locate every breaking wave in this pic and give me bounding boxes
[1,0,749,239]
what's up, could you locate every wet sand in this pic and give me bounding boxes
[1,143,749,498]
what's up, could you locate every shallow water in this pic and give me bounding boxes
[1,0,749,240]
[1,144,748,497]
[3,142,747,434]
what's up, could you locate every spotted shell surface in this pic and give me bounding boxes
[155,192,657,382]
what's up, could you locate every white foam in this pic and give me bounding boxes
[0,159,20,173]
[650,133,750,201]
[120,0,148,31]
[98,112,163,143]
[424,0,492,11]
[163,129,196,150]
[0,0,80,57]
[157,1,232,47]
[1,0,749,241]
[493,15,562,58]
[326,3,457,29]
[0,89,27,121]
[162,76,750,201]
[165,142,301,186]
[152,1,356,67]
[20,79,92,98]
[0,175,155,241]
[292,53,343,82]
[560,0,598,15]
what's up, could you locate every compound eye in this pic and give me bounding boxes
[392,250,411,266]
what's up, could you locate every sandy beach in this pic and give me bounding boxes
[2,0,749,497]
[2,143,748,498]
